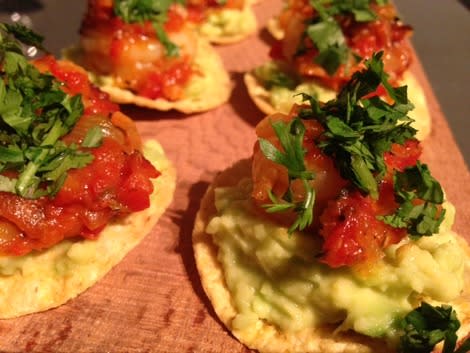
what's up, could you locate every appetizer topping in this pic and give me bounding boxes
[252,53,444,267]
[80,0,196,101]
[0,24,159,256]
[272,0,412,89]
[113,0,183,57]
[0,23,89,199]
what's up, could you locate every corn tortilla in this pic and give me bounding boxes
[193,159,470,353]
[0,140,176,319]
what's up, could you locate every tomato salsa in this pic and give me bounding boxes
[0,56,159,256]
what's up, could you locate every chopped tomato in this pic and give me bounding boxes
[34,55,119,117]
[320,184,406,268]
[137,59,193,101]
[117,153,160,211]
[384,139,422,173]
[165,6,186,32]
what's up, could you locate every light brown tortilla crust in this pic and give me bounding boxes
[0,140,176,319]
[193,159,470,353]
[244,70,432,140]
[65,37,231,113]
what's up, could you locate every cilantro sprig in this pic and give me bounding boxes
[259,117,316,233]
[399,302,470,353]
[0,23,98,199]
[113,0,184,57]
[302,0,388,75]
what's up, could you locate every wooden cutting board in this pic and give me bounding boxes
[1,1,469,352]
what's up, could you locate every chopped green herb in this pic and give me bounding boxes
[2,22,45,51]
[380,162,445,236]
[0,23,97,199]
[258,52,444,237]
[399,302,469,353]
[113,0,185,57]
[299,52,415,197]
[302,0,387,75]
[260,117,316,233]
[82,126,103,148]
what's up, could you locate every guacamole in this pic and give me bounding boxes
[205,178,465,343]
[197,7,257,44]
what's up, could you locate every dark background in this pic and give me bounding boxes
[1,0,468,166]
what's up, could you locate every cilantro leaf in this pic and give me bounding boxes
[259,118,316,232]
[305,16,349,75]
[399,302,466,353]
[303,0,385,75]
[82,126,103,148]
[2,22,45,51]
[113,0,183,57]
[0,23,96,199]
[381,162,445,236]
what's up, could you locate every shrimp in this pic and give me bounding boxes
[251,106,348,227]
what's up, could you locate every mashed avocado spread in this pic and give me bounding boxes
[199,9,252,39]
[205,178,465,343]
[252,62,336,114]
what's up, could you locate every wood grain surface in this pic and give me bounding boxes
[1,1,469,352]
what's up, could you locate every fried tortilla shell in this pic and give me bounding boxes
[65,37,231,114]
[193,159,470,353]
[0,140,176,319]
[244,70,431,140]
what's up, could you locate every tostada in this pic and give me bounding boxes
[0,23,175,318]
[195,53,470,352]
